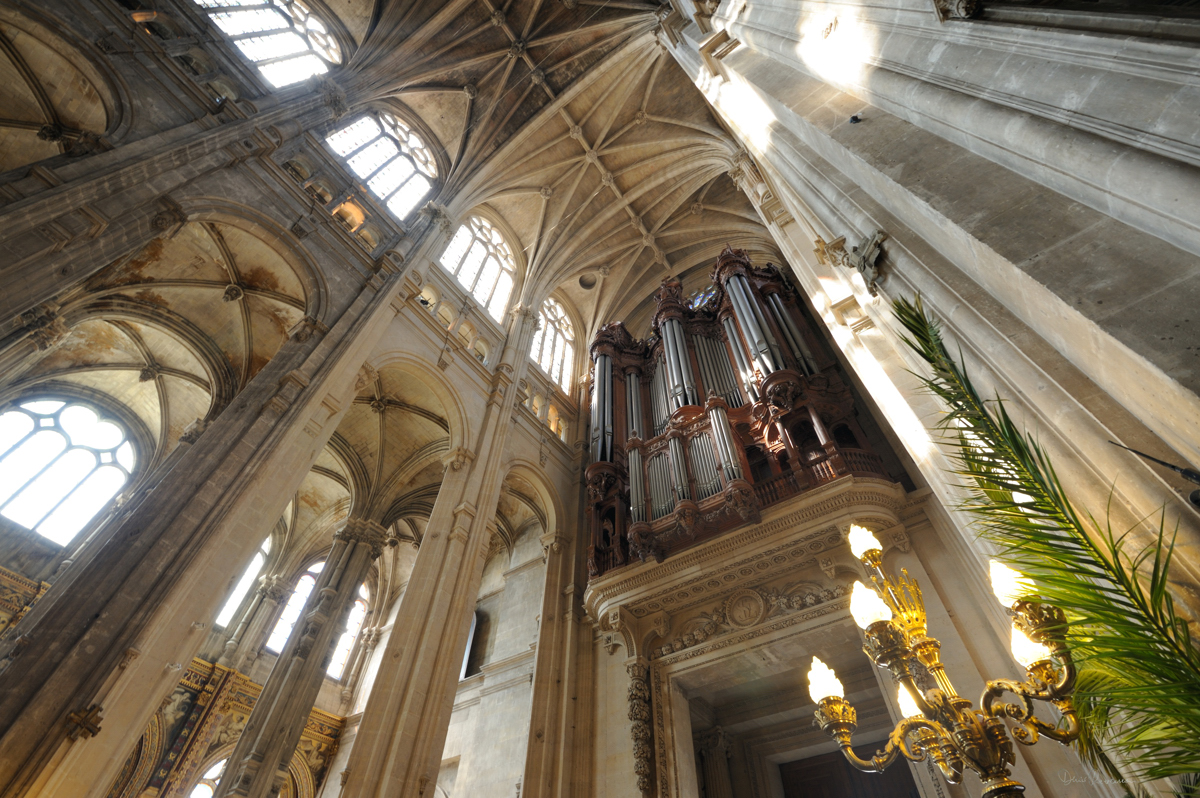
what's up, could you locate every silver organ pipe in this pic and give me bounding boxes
[660,318,698,409]
[625,369,644,440]
[650,358,670,435]
[591,353,613,462]
[722,317,760,401]
[692,334,743,408]
[726,275,778,375]
[647,453,672,520]
[667,435,691,503]
[689,433,722,501]
[747,280,786,372]
[768,293,817,375]
[706,401,742,480]
[628,445,646,522]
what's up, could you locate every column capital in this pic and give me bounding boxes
[335,518,390,559]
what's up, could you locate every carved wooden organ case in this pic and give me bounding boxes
[584,247,889,579]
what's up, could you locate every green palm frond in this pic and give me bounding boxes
[892,295,1200,781]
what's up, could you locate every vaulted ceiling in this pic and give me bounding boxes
[327,0,782,339]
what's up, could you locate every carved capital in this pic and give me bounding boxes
[335,518,390,559]
[316,74,349,120]
[288,315,329,342]
[17,302,68,351]
[442,447,474,472]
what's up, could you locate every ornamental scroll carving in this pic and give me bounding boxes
[627,662,654,796]
[813,231,888,295]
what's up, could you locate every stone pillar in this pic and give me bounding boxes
[696,728,733,798]
[337,304,540,798]
[217,577,288,670]
[215,518,388,798]
[0,219,436,798]
[520,529,574,798]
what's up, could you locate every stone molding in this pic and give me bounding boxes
[335,518,390,559]
[584,477,908,620]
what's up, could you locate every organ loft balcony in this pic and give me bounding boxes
[584,247,897,580]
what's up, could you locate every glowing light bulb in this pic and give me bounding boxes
[897,684,922,718]
[1010,625,1052,668]
[847,524,882,560]
[850,581,892,629]
[990,560,1031,607]
[808,657,844,703]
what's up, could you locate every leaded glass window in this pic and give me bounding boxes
[529,299,575,391]
[438,217,516,322]
[191,0,341,87]
[325,113,437,222]
[688,284,718,310]
[0,400,135,546]
[265,561,323,652]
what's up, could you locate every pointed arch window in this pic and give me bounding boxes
[325,113,437,222]
[189,759,226,798]
[438,217,516,322]
[0,400,136,546]
[529,299,575,391]
[215,536,272,629]
[327,584,369,679]
[191,0,341,87]
[265,561,323,652]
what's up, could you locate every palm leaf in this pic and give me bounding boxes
[892,296,1200,781]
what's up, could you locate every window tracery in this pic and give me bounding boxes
[529,299,575,391]
[688,284,718,310]
[215,536,272,628]
[265,561,323,652]
[191,0,341,87]
[0,400,135,546]
[438,217,517,322]
[325,113,437,222]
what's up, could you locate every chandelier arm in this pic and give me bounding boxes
[1027,705,1081,744]
[839,716,939,773]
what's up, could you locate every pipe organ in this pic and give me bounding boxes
[584,247,891,579]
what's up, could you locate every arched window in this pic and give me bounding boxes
[0,400,136,546]
[265,561,323,652]
[215,536,272,628]
[688,284,718,310]
[191,0,341,87]
[325,113,436,221]
[529,299,575,391]
[438,217,516,322]
[327,584,368,679]
[189,759,226,798]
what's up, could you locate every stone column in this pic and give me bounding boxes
[696,727,733,798]
[215,518,388,798]
[519,529,574,798]
[338,304,541,798]
[0,219,437,798]
[216,577,288,670]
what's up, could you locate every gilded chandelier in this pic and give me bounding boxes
[808,526,1079,798]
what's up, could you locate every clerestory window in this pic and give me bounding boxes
[325,113,437,222]
[215,536,272,628]
[191,0,341,88]
[189,759,227,798]
[327,584,369,679]
[0,399,136,546]
[529,299,575,391]
[265,560,323,652]
[438,217,517,323]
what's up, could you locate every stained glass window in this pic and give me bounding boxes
[191,0,340,87]
[325,113,437,222]
[529,299,575,391]
[438,217,516,322]
[265,561,323,652]
[0,400,135,546]
[688,284,718,310]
